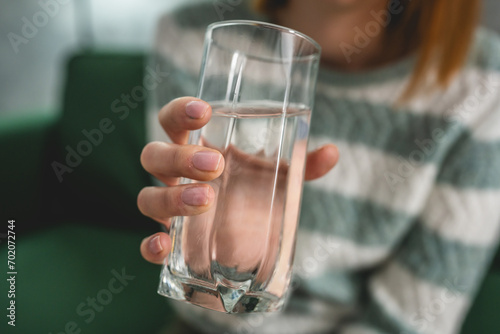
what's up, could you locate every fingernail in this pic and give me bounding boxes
[181,187,209,206]
[186,101,209,119]
[149,235,163,255]
[192,151,221,171]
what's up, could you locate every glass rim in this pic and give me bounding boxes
[206,20,322,62]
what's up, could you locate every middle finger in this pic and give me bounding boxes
[141,141,224,186]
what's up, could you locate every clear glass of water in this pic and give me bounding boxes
[158,20,321,313]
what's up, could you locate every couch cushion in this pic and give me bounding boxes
[0,223,174,334]
[49,52,155,230]
[461,271,500,333]
[0,112,58,226]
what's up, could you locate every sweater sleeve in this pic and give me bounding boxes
[339,99,500,334]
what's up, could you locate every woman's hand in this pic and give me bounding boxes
[138,97,339,265]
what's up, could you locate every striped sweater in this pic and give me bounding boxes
[147,2,500,333]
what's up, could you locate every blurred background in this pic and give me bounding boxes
[1,0,499,118]
[0,1,499,334]
[0,0,199,117]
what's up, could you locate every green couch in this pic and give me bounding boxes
[0,52,498,334]
[0,52,173,334]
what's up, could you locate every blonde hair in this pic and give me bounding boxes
[255,0,482,100]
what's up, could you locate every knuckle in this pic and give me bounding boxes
[160,97,186,125]
[140,142,160,166]
[140,147,150,167]
[171,145,182,166]
[172,146,191,175]
[137,188,149,215]
[161,188,178,217]
[158,100,174,123]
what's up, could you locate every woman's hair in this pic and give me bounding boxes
[255,0,482,100]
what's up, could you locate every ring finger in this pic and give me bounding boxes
[137,184,215,223]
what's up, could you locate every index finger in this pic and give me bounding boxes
[159,97,212,144]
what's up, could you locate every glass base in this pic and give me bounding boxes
[158,266,285,314]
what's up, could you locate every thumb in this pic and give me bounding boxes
[305,144,339,181]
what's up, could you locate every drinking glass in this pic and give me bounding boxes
[158,20,321,313]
